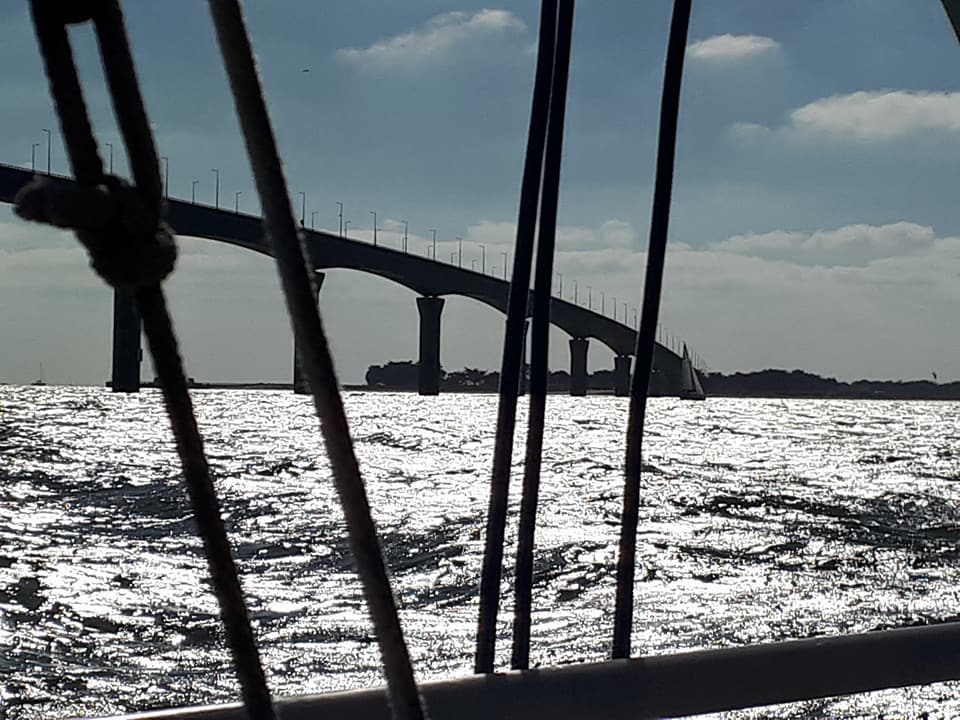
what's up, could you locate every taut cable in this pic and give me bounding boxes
[611,0,692,660]
[205,2,426,718]
[511,0,576,672]
[475,0,559,674]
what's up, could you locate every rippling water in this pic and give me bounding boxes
[2,386,960,719]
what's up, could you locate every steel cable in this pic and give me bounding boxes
[475,0,559,675]
[205,2,426,718]
[611,0,692,659]
[18,2,276,719]
[511,0,576,672]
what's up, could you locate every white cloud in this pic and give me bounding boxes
[711,222,937,266]
[737,90,960,141]
[335,10,526,70]
[687,34,779,63]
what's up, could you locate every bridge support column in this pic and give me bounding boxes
[569,337,588,397]
[111,288,141,393]
[614,354,632,397]
[417,296,444,396]
[293,271,325,394]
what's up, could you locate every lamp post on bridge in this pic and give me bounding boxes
[344,219,351,236]
[105,142,113,172]
[42,128,51,174]
[235,191,242,213]
[472,259,478,271]
[612,296,617,320]
[311,211,317,229]
[450,251,456,263]
[211,168,220,208]
[586,285,592,310]
[191,179,199,203]
[573,279,578,305]
[557,273,563,297]
[600,291,605,315]
[500,252,508,280]
[298,192,306,226]
[622,302,627,323]
[479,244,486,274]
[430,228,437,260]
[160,156,169,198]
[402,220,408,253]
[31,143,39,171]
[633,307,638,328]
[457,236,463,267]
[370,210,378,245]
[336,201,343,236]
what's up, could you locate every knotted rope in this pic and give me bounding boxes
[16,2,276,719]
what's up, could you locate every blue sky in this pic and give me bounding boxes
[2,1,960,385]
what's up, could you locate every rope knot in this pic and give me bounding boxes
[14,175,176,289]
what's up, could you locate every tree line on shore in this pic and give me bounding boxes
[365,361,960,399]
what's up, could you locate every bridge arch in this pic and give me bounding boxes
[0,163,684,394]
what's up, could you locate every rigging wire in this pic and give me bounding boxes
[205,2,426,718]
[475,0,559,674]
[611,0,693,660]
[511,0,576,671]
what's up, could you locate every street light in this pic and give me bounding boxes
[472,259,478,271]
[500,252,508,280]
[370,210,378,246]
[298,192,306,226]
[191,179,199,203]
[600,291,605,315]
[574,279,579,305]
[336,201,343,236]
[457,236,463,267]
[160,156,169,198]
[402,220,408,253]
[344,219,351,236]
[430,228,437,260]
[105,142,113,172]
[586,285,592,310]
[612,296,617,320]
[234,191,242,212]
[31,143,39,171]
[450,251,457,263]
[622,302,628,324]
[311,211,318,229]
[557,273,563,297]
[479,244,486,274]
[211,168,219,208]
[42,128,52,174]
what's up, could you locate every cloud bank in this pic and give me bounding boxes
[335,10,526,70]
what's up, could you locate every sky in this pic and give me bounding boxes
[2,1,960,386]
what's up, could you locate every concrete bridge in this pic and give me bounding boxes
[0,162,685,395]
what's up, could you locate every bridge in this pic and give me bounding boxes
[0,162,690,396]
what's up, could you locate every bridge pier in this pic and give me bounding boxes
[417,296,445,396]
[293,271,325,394]
[569,337,588,397]
[614,354,632,397]
[111,288,141,393]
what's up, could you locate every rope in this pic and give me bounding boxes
[611,0,692,660]
[204,3,426,718]
[18,2,277,719]
[475,0,559,675]
[511,0,575,672]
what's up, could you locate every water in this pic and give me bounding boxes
[2,387,960,719]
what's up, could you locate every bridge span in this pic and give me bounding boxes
[0,163,685,395]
